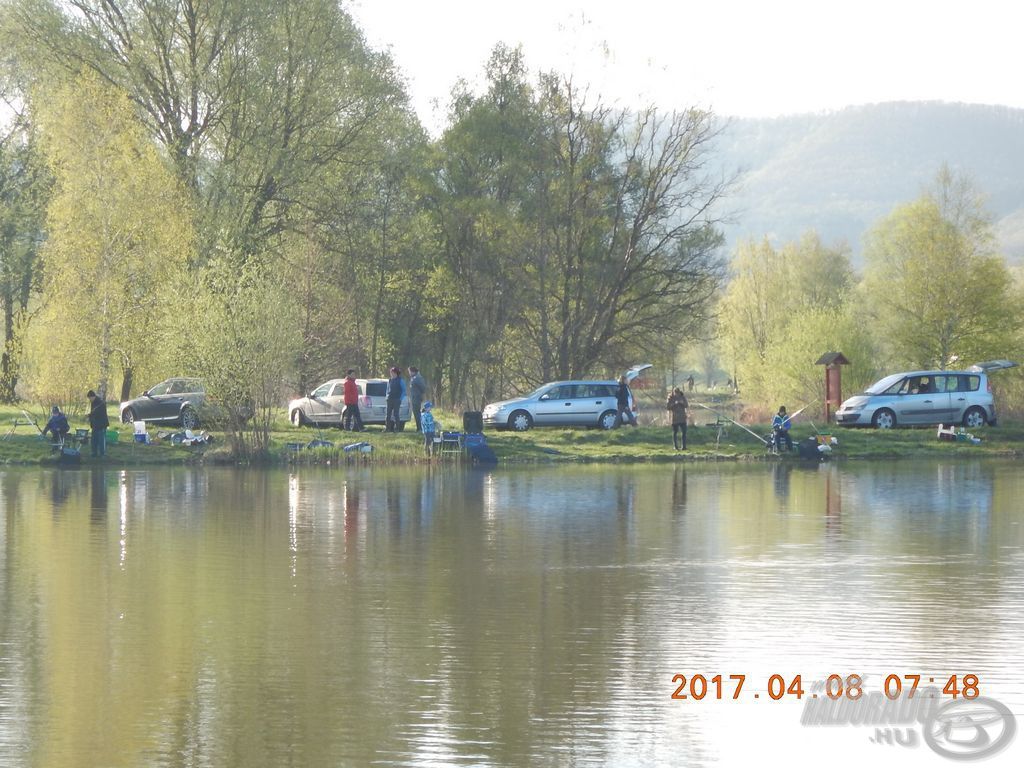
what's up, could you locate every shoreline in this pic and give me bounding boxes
[3,421,1023,468]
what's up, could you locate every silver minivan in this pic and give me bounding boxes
[288,378,410,428]
[482,365,652,431]
[834,361,1016,429]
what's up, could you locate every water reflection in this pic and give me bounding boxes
[0,461,1022,766]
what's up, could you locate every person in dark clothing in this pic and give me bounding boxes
[42,405,71,443]
[408,366,427,432]
[666,388,689,450]
[342,369,363,431]
[686,375,695,393]
[86,390,110,457]
[385,366,405,432]
[614,375,637,427]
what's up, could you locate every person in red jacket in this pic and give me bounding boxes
[342,370,364,431]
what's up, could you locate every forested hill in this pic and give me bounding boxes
[714,101,1024,261]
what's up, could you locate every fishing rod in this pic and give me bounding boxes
[693,401,768,445]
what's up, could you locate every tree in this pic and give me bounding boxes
[525,79,727,381]
[0,118,49,401]
[24,72,192,402]
[178,260,299,457]
[718,232,855,407]
[862,167,1020,369]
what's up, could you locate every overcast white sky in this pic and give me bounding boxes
[349,0,1020,133]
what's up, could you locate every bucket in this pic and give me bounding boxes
[106,429,119,443]
[134,433,147,443]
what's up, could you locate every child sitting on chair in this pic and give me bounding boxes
[42,405,70,443]
[421,402,438,457]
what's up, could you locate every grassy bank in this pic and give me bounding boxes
[2,402,1022,467]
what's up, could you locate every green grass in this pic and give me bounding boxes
[2,402,1020,467]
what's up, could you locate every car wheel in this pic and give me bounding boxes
[291,409,306,427]
[121,407,137,424]
[872,408,896,429]
[509,410,532,432]
[962,406,987,429]
[181,406,200,430]
[598,410,617,430]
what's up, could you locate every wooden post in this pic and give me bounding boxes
[815,352,850,423]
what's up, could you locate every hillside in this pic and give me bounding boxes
[713,102,1024,261]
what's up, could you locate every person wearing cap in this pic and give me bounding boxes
[42,405,71,443]
[86,389,110,457]
[771,406,792,451]
[420,401,438,457]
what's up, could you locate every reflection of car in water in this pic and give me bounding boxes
[119,377,206,428]
[834,361,1016,429]
[288,378,410,429]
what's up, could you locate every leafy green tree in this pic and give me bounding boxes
[862,167,1020,368]
[0,119,50,401]
[24,71,192,402]
[718,232,855,406]
[177,260,299,457]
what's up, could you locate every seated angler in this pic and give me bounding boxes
[42,405,71,443]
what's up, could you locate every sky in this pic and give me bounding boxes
[348,0,1021,133]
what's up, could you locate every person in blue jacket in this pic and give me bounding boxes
[385,366,405,432]
[42,405,71,443]
[771,406,793,451]
[420,402,438,456]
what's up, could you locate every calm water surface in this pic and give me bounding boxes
[1,461,1022,766]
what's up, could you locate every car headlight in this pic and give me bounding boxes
[841,404,864,412]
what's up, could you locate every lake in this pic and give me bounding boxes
[1,461,1022,766]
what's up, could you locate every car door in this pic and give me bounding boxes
[362,381,388,423]
[534,385,574,425]
[138,379,174,421]
[306,382,333,421]
[572,384,606,424]
[895,375,941,425]
[929,375,956,424]
[949,373,983,422]
[323,382,346,424]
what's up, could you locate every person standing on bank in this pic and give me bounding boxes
[342,369,363,431]
[86,389,109,458]
[615,374,637,427]
[408,366,427,432]
[385,366,405,432]
[667,387,689,451]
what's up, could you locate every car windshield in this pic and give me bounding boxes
[864,374,906,394]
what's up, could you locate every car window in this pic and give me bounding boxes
[883,378,908,395]
[365,382,387,397]
[329,383,345,397]
[312,383,331,398]
[867,374,905,394]
[541,386,568,400]
[184,379,204,393]
[964,375,981,392]
[167,380,187,395]
[148,381,171,396]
